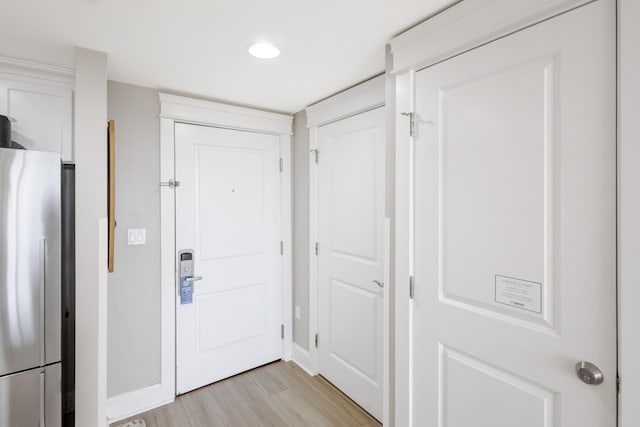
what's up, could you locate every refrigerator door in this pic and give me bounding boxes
[0,366,42,427]
[0,148,61,376]
[0,364,61,427]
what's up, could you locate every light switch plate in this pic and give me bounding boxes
[295,305,301,319]
[127,228,146,245]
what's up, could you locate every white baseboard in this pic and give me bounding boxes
[107,383,174,423]
[292,343,317,376]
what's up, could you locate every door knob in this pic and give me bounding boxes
[575,361,604,385]
[185,276,202,283]
[372,280,384,288]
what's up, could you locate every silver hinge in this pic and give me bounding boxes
[409,275,415,299]
[310,149,319,164]
[617,375,621,393]
[315,242,319,256]
[315,333,318,348]
[279,157,283,172]
[401,112,416,137]
[280,241,284,255]
[160,178,181,188]
[281,324,284,339]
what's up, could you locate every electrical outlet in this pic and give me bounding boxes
[295,305,301,319]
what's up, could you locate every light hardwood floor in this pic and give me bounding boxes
[112,361,381,427]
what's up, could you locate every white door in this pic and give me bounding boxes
[411,1,616,426]
[317,107,385,420]
[175,123,283,395]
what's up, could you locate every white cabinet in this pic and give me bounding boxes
[0,57,74,161]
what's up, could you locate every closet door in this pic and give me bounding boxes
[412,1,616,426]
[317,107,385,420]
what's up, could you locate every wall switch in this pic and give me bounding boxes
[295,305,301,319]
[127,228,146,245]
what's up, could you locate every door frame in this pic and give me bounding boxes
[158,93,293,408]
[388,0,617,426]
[302,75,389,424]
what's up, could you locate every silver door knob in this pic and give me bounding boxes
[575,361,604,385]
[185,276,203,283]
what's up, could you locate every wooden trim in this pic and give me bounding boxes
[107,120,115,273]
[107,382,174,423]
[0,54,75,86]
[393,71,413,427]
[280,134,294,361]
[159,93,292,135]
[305,75,385,128]
[389,0,592,73]
[292,344,316,376]
[618,0,640,425]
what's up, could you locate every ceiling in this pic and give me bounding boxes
[0,0,455,114]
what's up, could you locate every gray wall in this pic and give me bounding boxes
[107,81,161,397]
[292,111,310,349]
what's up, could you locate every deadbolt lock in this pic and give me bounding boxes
[575,361,604,386]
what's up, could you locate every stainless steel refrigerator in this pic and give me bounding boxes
[0,147,61,427]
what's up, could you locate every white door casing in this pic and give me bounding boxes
[175,123,283,394]
[411,2,615,426]
[317,107,385,420]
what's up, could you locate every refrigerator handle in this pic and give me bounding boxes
[39,371,45,426]
[40,237,46,367]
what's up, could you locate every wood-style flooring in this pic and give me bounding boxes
[112,361,381,427]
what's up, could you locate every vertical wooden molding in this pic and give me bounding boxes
[108,119,115,273]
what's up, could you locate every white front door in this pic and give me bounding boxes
[411,1,616,425]
[317,107,385,420]
[175,122,283,395]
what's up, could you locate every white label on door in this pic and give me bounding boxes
[495,275,542,314]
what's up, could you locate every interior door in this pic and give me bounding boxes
[318,107,385,420]
[175,123,283,395]
[411,1,616,426]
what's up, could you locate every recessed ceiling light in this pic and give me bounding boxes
[248,42,280,59]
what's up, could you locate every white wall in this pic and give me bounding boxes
[74,47,108,427]
[292,111,310,349]
[106,81,162,397]
[618,0,640,425]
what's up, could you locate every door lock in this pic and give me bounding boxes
[575,361,604,385]
[178,250,201,305]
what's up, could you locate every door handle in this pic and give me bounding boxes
[575,361,604,385]
[372,280,384,288]
[185,276,202,283]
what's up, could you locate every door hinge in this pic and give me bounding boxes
[315,333,319,348]
[160,178,180,188]
[401,112,416,137]
[409,275,415,299]
[617,375,621,393]
[280,241,284,255]
[281,324,284,339]
[315,242,319,256]
[310,149,319,164]
[279,157,283,172]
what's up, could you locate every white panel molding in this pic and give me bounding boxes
[154,94,293,421]
[305,75,385,128]
[394,70,413,427]
[159,93,292,135]
[389,0,591,73]
[618,1,640,426]
[292,343,316,376]
[98,218,109,427]
[281,134,294,361]
[107,383,173,424]
[0,55,75,86]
